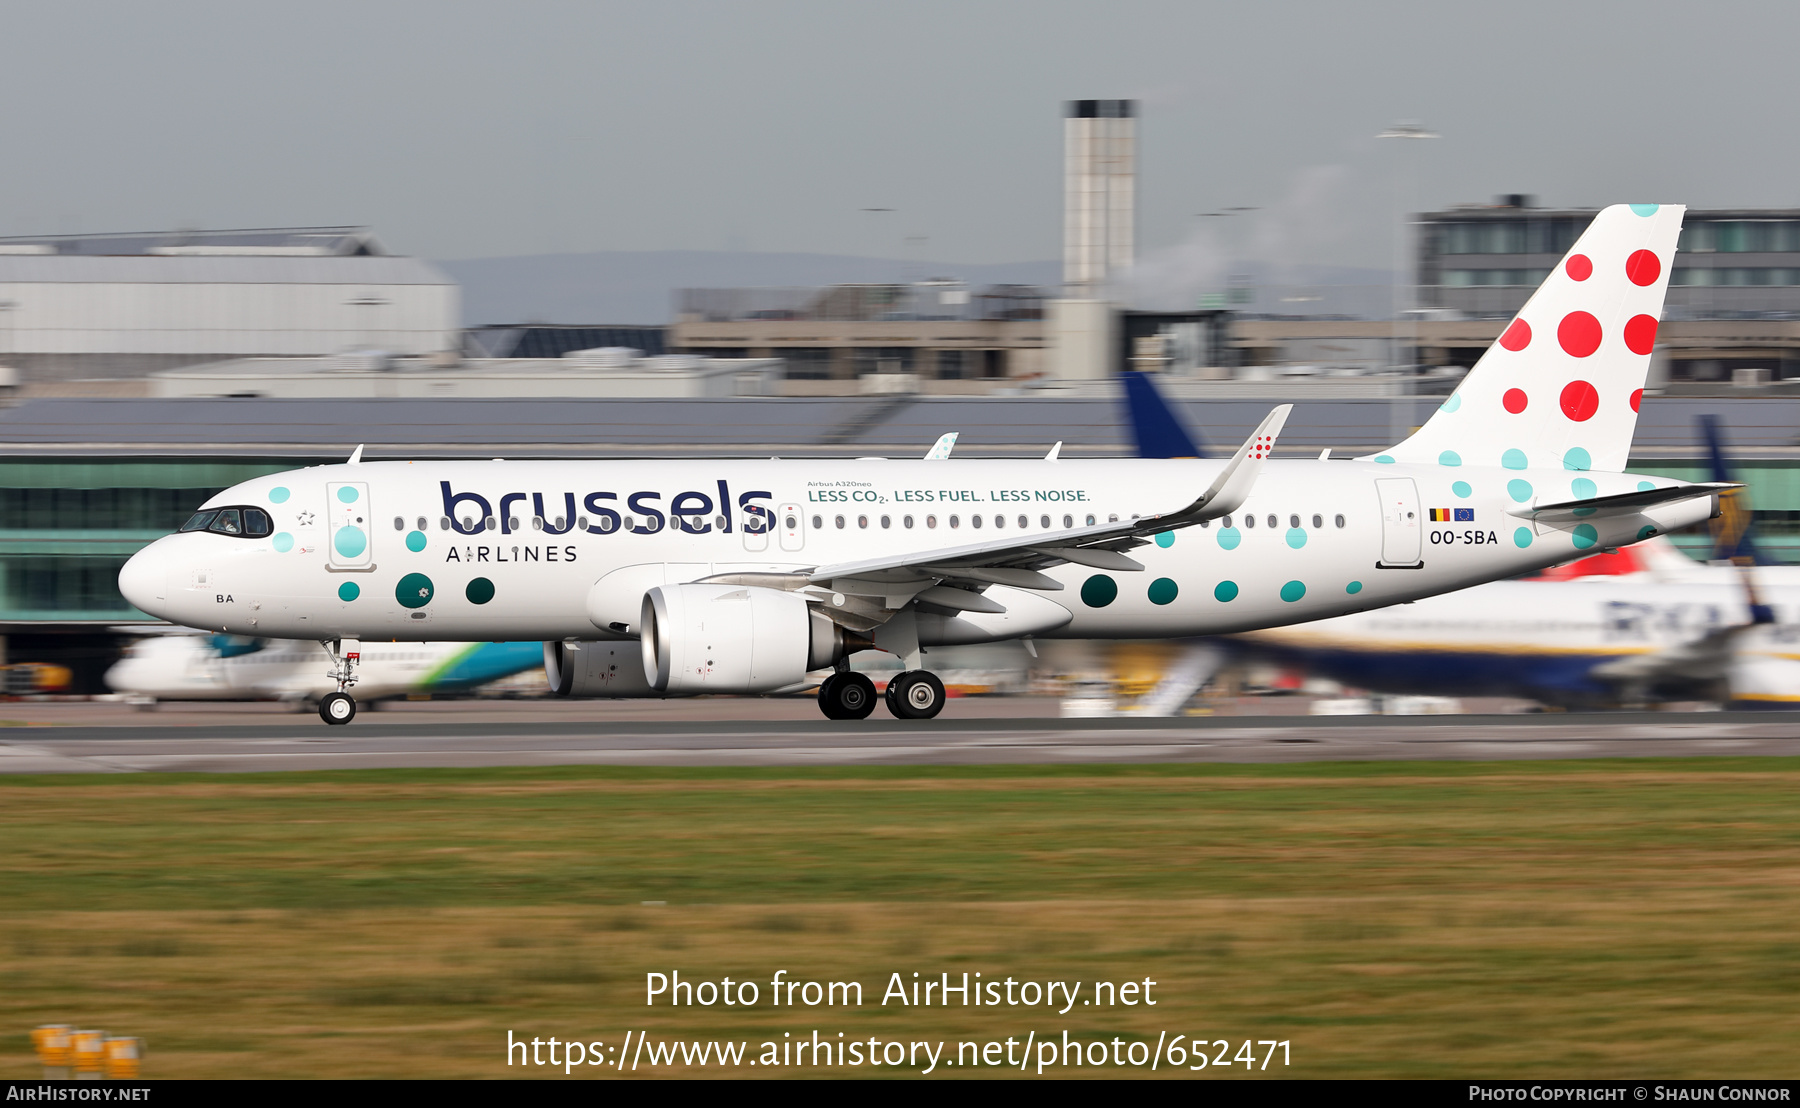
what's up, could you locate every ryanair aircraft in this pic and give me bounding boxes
[117,204,1730,724]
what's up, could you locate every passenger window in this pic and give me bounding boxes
[812,515,823,529]
[394,516,405,531]
[1290,514,1300,528]
[835,515,845,529]
[417,517,428,531]
[1085,514,1095,526]
[244,508,272,537]
[904,515,915,528]
[971,515,982,529]
[1245,515,1256,528]
[1335,514,1346,528]
[926,515,937,529]
[1267,514,1277,529]
[1041,515,1051,528]
[180,511,218,532]
[1018,515,1027,529]
[881,515,892,529]
[857,515,868,529]
[1063,514,1074,528]
[1222,515,1233,528]
[1312,514,1323,529]
[950,515,961,528]
[210,509,242,535]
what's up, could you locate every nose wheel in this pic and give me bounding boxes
[319,637,362,726]
[319,691,357,725]
[885,670,946,719]
[817,671,877,720]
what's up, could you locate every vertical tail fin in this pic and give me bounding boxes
[1120,370,1206,458]
[1369,203,1684,473]
[1701,414,1771,566]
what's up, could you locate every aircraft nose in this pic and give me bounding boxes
[118,542,169,616]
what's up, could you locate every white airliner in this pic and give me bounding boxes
[1234,538,1800,708]
[117,204,1732,724]
[104,634,544,705]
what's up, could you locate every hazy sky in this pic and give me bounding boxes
[3,0,1797,274]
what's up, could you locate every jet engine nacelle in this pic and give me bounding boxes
[641,583,843,694]
[544,640,659,698]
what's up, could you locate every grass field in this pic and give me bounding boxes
[5,760,1800,1078]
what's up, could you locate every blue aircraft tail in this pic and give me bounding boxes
[1700,414,1770,566]
[1120,370,1205,458]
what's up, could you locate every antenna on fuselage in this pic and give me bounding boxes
[347,444,364,465]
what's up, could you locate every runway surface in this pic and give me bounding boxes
[3,699,1798,773]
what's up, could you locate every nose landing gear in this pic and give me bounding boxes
[319,637,362,725]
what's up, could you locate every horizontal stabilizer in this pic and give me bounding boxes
[1513,481,1737,524]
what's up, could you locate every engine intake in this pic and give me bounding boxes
[641,583,842,694]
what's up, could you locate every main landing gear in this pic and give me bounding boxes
[815,669,947,720]
[319,638,362,726]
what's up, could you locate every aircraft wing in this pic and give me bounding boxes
[807,405,1290,587]
[1514,481,1738,525]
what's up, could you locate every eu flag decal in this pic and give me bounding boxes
[1454,507,1475,522]
[1428,508,1452,521]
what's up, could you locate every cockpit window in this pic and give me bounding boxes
[180,505,276,539]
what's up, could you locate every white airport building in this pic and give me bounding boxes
[0,227,458,382]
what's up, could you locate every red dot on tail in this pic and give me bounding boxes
[1503,388,1528,414]
[1566,254,1593,281]
[1630,388,1643,413]
[1624,313,1658,355]
[1558,311,1602,357]
[1626,250,1661,286]
[1499,319,1531,351]
[1560,380,1600,422]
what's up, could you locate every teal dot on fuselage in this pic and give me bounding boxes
[1452,481,1472,499]
[1279,580,1306,603]
[1502,449,1528,470]
[1155,531,1174,549]
[1285,527,1307,549]
[406,530,427,552]
[1563,447,1592,471]
[1080,574,1118,608]
[466,576,496,605]
[1630,203,1660,216]
[1214,580,1239,602]
[269,487,290,504]
[1148,578,1178,605]
[1439,450,1461,467]
[1514,527,1533,548]
[1346,581,1363,595]
[396,572,435,609]
[272,532,294,553]
[1217,527,1241,550]
[1638,481,1656,492]
[337,581,360,602]
[1573,523,1599,550]
[1440,393,1461,413]
[1375,455,1395,464]
[337,486,359,504]
[1572,477,1597,500]
[333,526,367,557]
[1507,479,1533,503]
